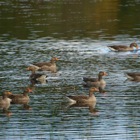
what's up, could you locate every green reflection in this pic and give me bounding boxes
[0,0,140,40]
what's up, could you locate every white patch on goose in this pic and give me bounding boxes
[125,74,134,80]
[66,97,76,104]
[108,47,118,51]
[36,75,47,81]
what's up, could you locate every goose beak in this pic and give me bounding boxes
[26,88,33,93]
[104,72,108,76]
[26,67,30,71]
[28,88,33,93]
[55,57,59,61]
[95,88,99,92]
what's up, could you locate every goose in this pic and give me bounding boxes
[107,42,138,52]
[66,87,99,105]
[8,87,32,104]
[33,57,59,73]
[125,72,140,81]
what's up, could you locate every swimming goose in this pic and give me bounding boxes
[108,42,138,51]
[33,57,59,67]
[8,87,32,104]
[33,57,59,73]
[125,72,140,81]
[66,87,99,105]
[83,71,108,88]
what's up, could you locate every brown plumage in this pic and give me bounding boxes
[66,87,99,104]
[32,57,59,73]
[67,101,98,114]
[26,65,41,73]
[108,42,138,51]
[125,72,140,81]
[8,88,32,104]
[83,71,108,88]
[33,57,59,67]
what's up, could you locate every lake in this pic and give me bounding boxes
[0,0,140,139]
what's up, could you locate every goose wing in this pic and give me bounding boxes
[83,77,98,82]
[108,45,128,51]
[33,62,51,67]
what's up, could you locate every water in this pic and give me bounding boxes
[0,0,140,140]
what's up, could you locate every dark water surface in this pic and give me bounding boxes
[0,0,140,140]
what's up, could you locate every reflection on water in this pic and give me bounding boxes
[0,0,140,140]
[0,0,140,40]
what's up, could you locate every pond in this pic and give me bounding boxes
[0,0,140,140]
